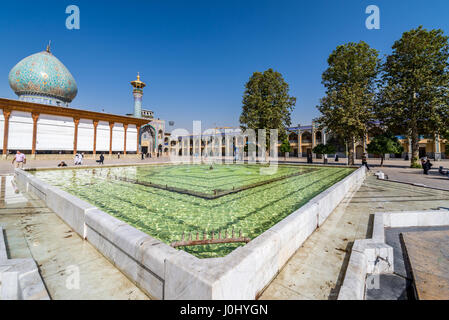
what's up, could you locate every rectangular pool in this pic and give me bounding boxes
[33,164,355,258]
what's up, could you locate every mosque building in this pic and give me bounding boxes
[0,45,166,159]
[0,45,446,161]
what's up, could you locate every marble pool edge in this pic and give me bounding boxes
[14,164,366,300]
[338,209,449,300]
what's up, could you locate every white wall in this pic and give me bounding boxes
[0,109,139,153]
[127,125,137,152]
[96,121,110,152]
[112,123,124,152]
[36,114,74,151]
[77,119,94,151]
[9,111,33,150]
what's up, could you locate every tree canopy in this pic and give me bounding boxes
[376,26,449,167]
[240,69,296,151]
[367,133,404,166]
[312,143,336,163]
[279,138,292,159]
[316,41,380,165]
[312,143,336,156]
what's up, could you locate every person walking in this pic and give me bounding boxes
[12,151,26,169]
[96,153,104,165]
[361,154,370,171]
[424,159,432,175]
[421,157,428,174]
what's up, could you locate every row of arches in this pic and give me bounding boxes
[287,130,323,144]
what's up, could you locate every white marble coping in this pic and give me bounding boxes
[0,227,50,300]
[338,209,449,300]
[15,165,366,300]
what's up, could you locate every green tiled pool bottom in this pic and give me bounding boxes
[32,164,355,258]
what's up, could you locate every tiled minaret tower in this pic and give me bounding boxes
[130,73,146,118]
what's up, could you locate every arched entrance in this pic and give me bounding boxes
[140,124,156,154]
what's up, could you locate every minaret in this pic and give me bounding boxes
[130,72,146,118]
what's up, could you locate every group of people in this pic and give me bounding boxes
[9,149,441,178]
[141,152,154,160]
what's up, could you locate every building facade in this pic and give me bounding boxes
[285,125,447,160]
[166,124,448,160]
[1,46,149,159]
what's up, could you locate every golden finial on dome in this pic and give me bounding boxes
[46,40,52,53]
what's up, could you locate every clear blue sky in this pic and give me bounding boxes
[1,0,449,132]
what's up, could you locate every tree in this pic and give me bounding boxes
[376,26,449,168]
[367,133,404,166]
[316,42,380,165]
[279,138,292,160]
[312,143,336,163]
[240,69,296,155]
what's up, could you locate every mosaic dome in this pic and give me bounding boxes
[8,49,77,104]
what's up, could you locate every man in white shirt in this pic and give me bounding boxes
[12,151,26,169]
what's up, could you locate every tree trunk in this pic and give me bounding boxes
[381,155,384,167]
[348,138,355,165]
[410,129,420,167]
[410,92,420,168]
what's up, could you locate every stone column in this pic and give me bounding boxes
[311,122,316,159]
[123,124,128,155]
[407,138,412,160]
[298,127,302,158]
[93,120,99,156]
[219,135,223,159]
[322,128,328,163]
[31,113,39,158]
[73,118,80,155]
[2,109,11,158]
[434,134,441,161]
[176,138,180,158]
[109,122,114,156]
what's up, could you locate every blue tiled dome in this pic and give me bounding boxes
[8,50,77,105]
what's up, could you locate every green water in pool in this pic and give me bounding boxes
[32,164,355,258]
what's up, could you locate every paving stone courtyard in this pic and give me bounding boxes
[1,158,448,299]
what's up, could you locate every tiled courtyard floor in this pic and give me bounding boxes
[2,158,449,300]
[0,176,150,300]
[259,175,449,300]
[378,166,449,191]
